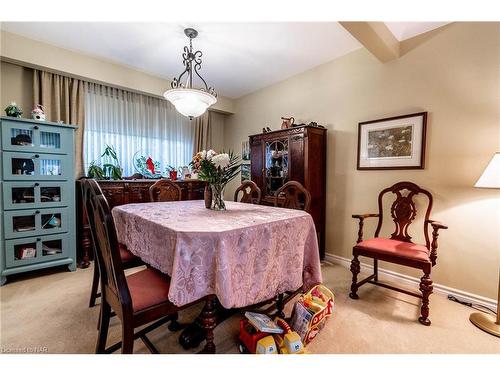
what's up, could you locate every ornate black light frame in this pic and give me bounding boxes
[170,28,217,97]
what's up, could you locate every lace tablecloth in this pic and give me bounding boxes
[112,200,322,308]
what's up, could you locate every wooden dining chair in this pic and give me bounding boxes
[86,183,193,354]
[148,179,182,202]
[234,180,262,204]
[349,181,448,326]
[82,179,143,308]
[272,181,312,317]
[274,181,311,212]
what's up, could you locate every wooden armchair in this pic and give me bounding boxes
[234,180,262,204]
[274,181,311,212]
[349,181,447,326]
[149,179,182,202]
[85,180,195,353]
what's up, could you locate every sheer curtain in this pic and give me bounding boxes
[84,83,194,176]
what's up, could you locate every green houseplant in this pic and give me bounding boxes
[86,144,122,180]
[101,144,122,180]
[4,102,23,118]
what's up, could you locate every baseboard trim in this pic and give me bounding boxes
[324,253,498,311]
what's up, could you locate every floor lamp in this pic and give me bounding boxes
[470,152,500,337]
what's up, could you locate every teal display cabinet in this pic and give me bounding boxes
[1,116,77,285]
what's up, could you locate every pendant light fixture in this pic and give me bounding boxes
[163,28,217,120]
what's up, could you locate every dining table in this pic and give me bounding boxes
[112,199,322,353]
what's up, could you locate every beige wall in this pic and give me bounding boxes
[0,30,234,114]
[0,61,32,114]
[225,22,500,299]
[210,111,226,152]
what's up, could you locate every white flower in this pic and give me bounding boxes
[206,149,217,161]
[10,102,17,106]
[201,150,207,160]
[212,153,230,169]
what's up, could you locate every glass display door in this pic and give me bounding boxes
[5,233,70,267]
[4,207,69,239]
[264,138,289,196]
[2,152,71,181]
[1,119,70,154]
[3,181,71,210]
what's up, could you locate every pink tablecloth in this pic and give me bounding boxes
[112,200,322,309]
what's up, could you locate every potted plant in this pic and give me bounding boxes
[101,144,122,180]
[190,149,240,211]
[87,161,105,179]
[4,102,23,118]
[86,145,122,180]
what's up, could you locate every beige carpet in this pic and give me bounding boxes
[1,262,498,354]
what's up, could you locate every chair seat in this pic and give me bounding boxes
[127,268,173,313]
[354,237,430,263]
[119,244,138,263]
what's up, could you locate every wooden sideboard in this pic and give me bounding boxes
[76,178,206,267]
[249,125,327,259]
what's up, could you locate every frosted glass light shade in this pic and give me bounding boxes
[475,153,500,188]
[163,88,217,119]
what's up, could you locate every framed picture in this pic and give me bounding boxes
[241,163,251,183]
[242,140,250,161]
[357,112,427,170]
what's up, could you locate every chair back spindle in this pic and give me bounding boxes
[149,179,182,202]
[375,181,433,248]
[274,181,311,212]
[234,180,262,204]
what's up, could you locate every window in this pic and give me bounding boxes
[84,83,194,177]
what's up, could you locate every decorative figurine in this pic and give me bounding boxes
[4,102,23,118]
[31,104,46,121]
[280,116,295,129]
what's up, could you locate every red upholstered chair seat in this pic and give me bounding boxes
[118,244,138,263]
[355,237,430,263]
[126,268,173,313]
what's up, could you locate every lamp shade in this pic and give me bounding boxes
[475,153,500,188]
[163,88,217,119]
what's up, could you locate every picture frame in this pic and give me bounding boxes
[241,140,250,161]
[241,163,251,183]
[357,112,427,170]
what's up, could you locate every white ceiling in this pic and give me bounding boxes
[1,22,449,98]
[385,22,449,41]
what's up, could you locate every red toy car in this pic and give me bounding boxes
[238,318,270,354]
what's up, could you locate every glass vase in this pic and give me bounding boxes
[211,184,226,211]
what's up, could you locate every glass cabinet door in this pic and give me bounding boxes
[4,207,69,239]
[5,237,39,267]
[265,138,289,196]
[5,233,70,267]
[1,119,71,154]
[2,152,71,181]
[3,182,70,210]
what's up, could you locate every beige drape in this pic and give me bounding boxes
[33,70,86,177]
[193,111,212,154]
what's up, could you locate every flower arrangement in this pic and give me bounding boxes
[191,149,240,210]
[4,102,23,118]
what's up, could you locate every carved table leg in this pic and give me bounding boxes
[199,295,217,354]
[418,273,433,326]
[178,299,235,350]
[349,255,361,299]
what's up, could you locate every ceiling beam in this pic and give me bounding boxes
[340,22,400,63]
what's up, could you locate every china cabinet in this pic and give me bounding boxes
[1,117,77,285]
[249,125,327,258]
